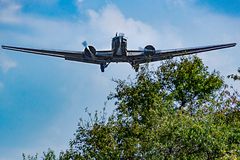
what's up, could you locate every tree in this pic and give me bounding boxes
[24,56,240,159]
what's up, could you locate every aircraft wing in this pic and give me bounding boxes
[130,43,237,64]
[1,45,111,64]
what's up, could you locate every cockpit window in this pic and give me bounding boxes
[119,33,125,37]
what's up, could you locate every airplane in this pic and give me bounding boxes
[1,33,237,72]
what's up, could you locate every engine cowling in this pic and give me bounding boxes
[144,45,155,56]
[84,46,96,57]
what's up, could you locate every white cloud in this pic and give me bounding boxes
[87,5,159,48]
[0,2,159,49]
[0,55,17,73]
[77,0,84,5]
[0,0,22,24]
[166,0,195,7]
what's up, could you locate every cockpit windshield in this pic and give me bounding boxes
[119,33,125,37]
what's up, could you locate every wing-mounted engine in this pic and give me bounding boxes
[144,45,155,56]
[82,41,96,58]
[84,45,96,57]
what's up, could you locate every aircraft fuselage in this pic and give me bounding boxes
[112,33,127,56]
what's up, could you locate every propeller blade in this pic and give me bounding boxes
[82,41,88,48]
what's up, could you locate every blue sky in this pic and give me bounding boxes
[0,0,239,159]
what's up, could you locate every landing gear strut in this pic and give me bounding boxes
[100,62,110,72]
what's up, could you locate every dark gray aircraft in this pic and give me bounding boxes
[2,33,236,72]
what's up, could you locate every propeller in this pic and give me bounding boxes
[82,41,88,48]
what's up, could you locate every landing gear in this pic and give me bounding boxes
[100,62,110,72]
[100,64,105,72]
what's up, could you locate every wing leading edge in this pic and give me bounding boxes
[1,45,82,58]
[159,43,236,56]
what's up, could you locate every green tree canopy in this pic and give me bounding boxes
[24,56,240,160]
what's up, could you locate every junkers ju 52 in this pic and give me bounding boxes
[2,33,236,72]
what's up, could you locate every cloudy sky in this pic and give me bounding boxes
[0,0,239,159]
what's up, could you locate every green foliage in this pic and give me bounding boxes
[23,56,240,160]
[228,67,240,81]
[23,149,56,160]
[22,153,38,160]
[43,149,57,160]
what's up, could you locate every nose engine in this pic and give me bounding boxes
[144,45,155,56]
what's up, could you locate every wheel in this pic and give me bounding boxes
[100,64,105,72]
